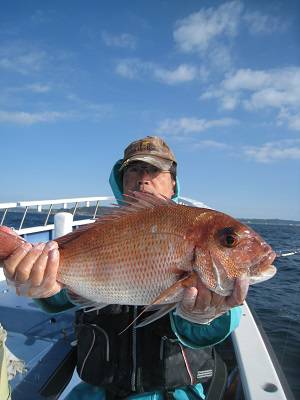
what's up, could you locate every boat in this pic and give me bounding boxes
[0,196,296,400]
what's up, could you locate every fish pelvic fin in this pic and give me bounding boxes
[135,303,177,329]
[0,226,25,261]
[66,290,108,312]
[118,272,197,335]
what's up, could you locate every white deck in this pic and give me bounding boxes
[232,303,289,399]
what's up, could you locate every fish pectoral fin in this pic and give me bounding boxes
[118,303,177,335]
[150,271,198,305]
[135,303,177,328]
[66,290,108,311]
[118,273,197,335]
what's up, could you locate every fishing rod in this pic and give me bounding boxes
[276,248,300,257]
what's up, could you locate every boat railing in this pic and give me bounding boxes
[0,195,210,236]
[0,196,114,235]
[0,197,294,400]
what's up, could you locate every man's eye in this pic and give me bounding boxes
[149,166,159,174]
[131,167,139,173]
[126,166,138,174]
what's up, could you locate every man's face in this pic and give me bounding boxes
[122,161,176,199]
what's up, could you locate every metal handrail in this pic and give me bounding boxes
[0,196,114,229]
[0,202,18,226]
[0,195,210,231]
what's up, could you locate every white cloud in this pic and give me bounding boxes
[222,69,271,91]
[244,89,289,110]
[286,114,300,131]
[208,44,233,71]
[30,9,53,24]
[0,110,70,125]
[173,3,286,72]
[194,140,230,149]
[26,83,51,93]
[224,67,300,96]
[115,58,147,79]
[201,67,300,130]
[101,31,137,49]
[221,95,240,110]
[243,11,286,35]
[243,140,300,163]
[0,44,47,74]
[153,64,198,84]
[65,94,114,121]
[277,109,300,132]
[174,1,242,53]
[7,83,51,93]
[157,116,238,135]
[115,58,203,85]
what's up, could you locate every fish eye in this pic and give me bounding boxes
[218,228,239,248]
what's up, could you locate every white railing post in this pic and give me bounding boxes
[54,212,73,239]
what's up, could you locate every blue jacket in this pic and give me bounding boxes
[36,160,242,399]
[108,159,241,346]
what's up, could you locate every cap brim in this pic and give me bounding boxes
[119,155,174,171]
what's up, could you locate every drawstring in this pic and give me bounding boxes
[178,343,195,385]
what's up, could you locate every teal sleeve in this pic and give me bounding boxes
[170,306,242,349]
[34,289,75,313]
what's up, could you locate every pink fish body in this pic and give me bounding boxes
[0,194,276,307]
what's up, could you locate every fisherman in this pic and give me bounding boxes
[2,136,249,400]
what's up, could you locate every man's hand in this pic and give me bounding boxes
[176,276,249,324]
[3,229,62,298]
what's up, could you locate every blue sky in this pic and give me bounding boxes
[0,0,299,220]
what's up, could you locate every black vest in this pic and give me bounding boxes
[75,305,214,397]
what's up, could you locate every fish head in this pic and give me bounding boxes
[189,211,277,295]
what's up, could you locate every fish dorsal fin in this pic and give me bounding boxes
[117,191,176,210]
[56,192,176,248]
[107,191,176,219]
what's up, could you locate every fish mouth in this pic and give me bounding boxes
[249,250,277,284]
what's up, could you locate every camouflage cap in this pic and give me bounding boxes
[119,136,177,171]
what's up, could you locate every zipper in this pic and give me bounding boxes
[160,336,168,360]
[131,306,137,391]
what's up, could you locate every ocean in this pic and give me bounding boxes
[246,222,300,399]
[1,211,300,398]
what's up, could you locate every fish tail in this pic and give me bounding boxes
[0,226,25,261]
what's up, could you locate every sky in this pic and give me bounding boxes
[0,0,299,220]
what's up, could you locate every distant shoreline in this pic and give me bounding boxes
[1,207,299,226]
[239,218,300,226]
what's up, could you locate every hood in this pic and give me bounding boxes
[109,159,180,205]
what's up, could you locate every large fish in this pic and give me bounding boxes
[0,193,276,317]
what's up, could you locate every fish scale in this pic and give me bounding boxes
[0,193,277,311]
[58,220,194,304]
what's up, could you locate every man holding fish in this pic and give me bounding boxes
[0,136,276,399]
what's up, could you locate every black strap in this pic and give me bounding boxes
[39,345,77,398]
[205,349,227,400]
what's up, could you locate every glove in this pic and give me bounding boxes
[175,275,249,324]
